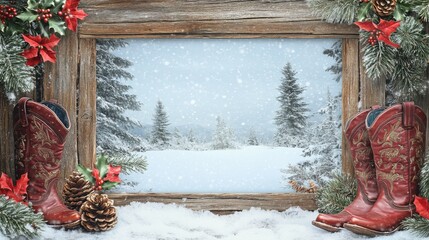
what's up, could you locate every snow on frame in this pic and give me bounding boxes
[18,202,426,240]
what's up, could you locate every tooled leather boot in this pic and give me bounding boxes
[13,97,80,228]
[344,102,426,236]
[312,107,379,232]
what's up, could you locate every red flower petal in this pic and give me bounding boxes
[0,173,13,191]
[25,57,42,66]
[65,17,78,32]
[71,9,88,20]
[104,173,121,183]
[377,19,400,36]
[108,165,122,175]
[22,48,39,59]
[92,168,100,179]
[415,196,429,219]
[377,34,400,48]
[41,34,61,50]
[39,48,56,63]
[22,34,42,47]
[65,0,80,10]
[354,21,376,32]
[14,173,29,196]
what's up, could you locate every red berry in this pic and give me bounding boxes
[58,11,63,16]
[37,16,41,21]
[43,18,48,22]
[47,9,50,13]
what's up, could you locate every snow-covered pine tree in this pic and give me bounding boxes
[150,100,171,148]
[96,39,143,155]
[274,62,309,147]
[212,116,236,150]
[323,40,342,83]
[284,89,341,187]
[247,128,259,146]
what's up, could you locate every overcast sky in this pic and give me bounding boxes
[111,38,341,133]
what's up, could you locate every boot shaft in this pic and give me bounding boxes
[344,108,378,202]
[13,97,70,201]
[367,102,426,206]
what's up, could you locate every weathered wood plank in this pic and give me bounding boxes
[108,193,317,212]
[341,39,360,176]
[43,32,79,192]
[77,39,97,168]
[359,43,385,109]
[79,0,358,37]
[0,92,14,177]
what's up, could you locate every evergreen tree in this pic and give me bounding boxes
[187,129,196,143]
[323,40,342,83]
[274,62,309,147]
[150,100,171,147]
[247,128,259,146]
[284,89,341,187]
[212,116,236,150]
[96,39,142,155]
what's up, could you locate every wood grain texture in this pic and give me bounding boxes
[359,43,385,109]
[77,39,97,168]
[341,39,360,176]
[0,92,14,177]
[108,193,317,212]
[43,32,79,193]
[79,0,358,38]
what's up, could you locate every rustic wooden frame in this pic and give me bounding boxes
[39,0,387,212]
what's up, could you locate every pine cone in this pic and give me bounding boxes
[80,193,118,232]
[372,0,396,17]
[62,171,94,211]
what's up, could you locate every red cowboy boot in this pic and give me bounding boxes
[13,97,80,228]
[312,107,379,232]
[344,102,426,236]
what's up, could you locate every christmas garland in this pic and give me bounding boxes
[308,0,429,99]
[0,0,86,98]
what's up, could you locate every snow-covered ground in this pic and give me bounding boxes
[115,146,311,193]
[18,202,424,240]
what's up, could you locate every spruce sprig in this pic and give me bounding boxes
[403,152,429,237]
[414,0,429,22]
[307,0,359,24]
[109,154,148,175]
[316,172,357,214]
[0,196,45,239]
[0,32,33,97]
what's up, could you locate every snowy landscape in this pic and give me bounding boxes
[98,38,344,193]
[12,203,426,240]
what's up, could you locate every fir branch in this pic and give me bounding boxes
[419,152,429,199]
[0,196,45,239]
[108,154,148,175]
[403,215,429,238]
[0,33,33,97]
[316,172,357,214]
[361,33,398,80]
[307,0,359,24]
[414,0,429,22]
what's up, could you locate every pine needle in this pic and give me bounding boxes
[108,154,148,175]
[307,0,359,24]
[0,197,45,239]
[316,173,357,214]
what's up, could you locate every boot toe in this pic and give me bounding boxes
[315,211,351,228]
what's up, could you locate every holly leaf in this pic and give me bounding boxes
[38,21,50,38]
[77,165,95,184]
[0,22,4,32]
[27,0,40,10]
[48,19,65,36]
[97,155,109,179]
[415,196,429,219]
[101,181,119,190]
[357,2,371,22]
[17,11,38,22]
[41,0,56,8]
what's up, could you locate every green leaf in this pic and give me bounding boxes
[17,11,38,22]
[48,19,65,35]
[38,21,50,37]
[77,165,95,184]
[97,155,109,179]
[0,22,4,32]
[41,0,55,8]
[357,2,371,22]
[102,181,119,190]
[27,0,40,10]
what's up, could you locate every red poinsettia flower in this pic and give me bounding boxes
[0,173,29,204]
[59,0,88,32]
[21,34,60,66]
[415,196,429,219]
[354,19,400,48]
[104,165,122,183]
